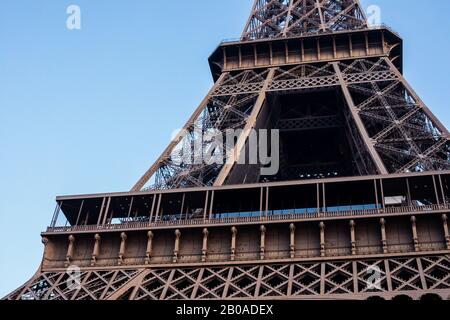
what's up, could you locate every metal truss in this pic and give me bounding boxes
[338,58,450,173]
[6,254,450,300]
[133,69,271,191]
[6,269,140,301]
[242,0,367,40]
[133,57,449,190]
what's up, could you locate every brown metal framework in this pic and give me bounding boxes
[4,0,450,301]
[242,0,367,40]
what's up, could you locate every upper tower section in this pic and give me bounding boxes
[242,0,367,40]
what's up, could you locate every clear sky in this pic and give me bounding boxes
[0,0,449,297]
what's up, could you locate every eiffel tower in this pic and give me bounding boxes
[5,0,450,301]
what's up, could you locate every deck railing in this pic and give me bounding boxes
[46,203,450,234]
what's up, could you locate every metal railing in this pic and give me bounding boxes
[46,203,450,234]
[219,24,400,45]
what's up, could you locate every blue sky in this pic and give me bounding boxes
[0,0,449,297]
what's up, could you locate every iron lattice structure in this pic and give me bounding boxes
[242,0,368,40]
[5,0,450,301]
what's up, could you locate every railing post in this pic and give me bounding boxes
[442,214,450,250]
[411,216,420,252]
[260,225,266,260]
[350,220,356,255]
[118,232,127,265]
[145,231,154,264]
[65,235,75,267]
[202,228,209,262]
[289,223,296,259]
[209,191,215,220]
[320,222,326,257]
[380,218,388,254]
[173,229,181,263]
[91,234,101,266]
[231,226,237,261]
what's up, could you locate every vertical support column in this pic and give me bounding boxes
[238,45,242,68]
[380,218,388,253]
[438,175,447,205]
[442,214,450,250]
[350,220,357,255]
[364,32,369,56]
[96,198,106,226]
[348,35,353,57]
[155,194,162,223]
[208,191,215,220]
[316,37,321,60]
[101,197,112,226]
[260,225,266,260]
[332,36,337,59]
[118,232,127,266]
[319,222,326,257]
[149,195,157,225]
[65,235,75,267]
[265,187,270,217]
[316,184,320,213]
[203,191,210,221]
[91,234,101,266]
[405,178,412,206]
[173,229,181,263]
[75,200,85,226]
[127,197,135,218]
[320,263,326,295]
[259,187,264,218]
[269,42,273,65]
[285,41,289,63]
[145,231,154,264]
[230,226,237,261]
[411,216,420,252]
[352,261,358,294]
[301,39,305,61]
[202,228,209,262]
[432,175,441,205]
[289,223,296,259]
[374,180,380,211]
[380,179,386,210]
[322,183,326,213]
